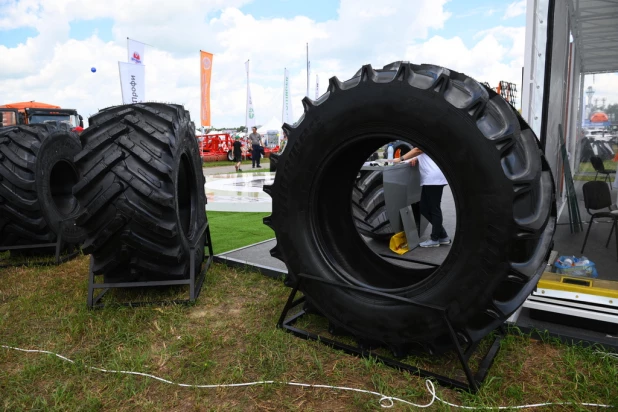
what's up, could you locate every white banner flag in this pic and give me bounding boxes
[282,68,294,124]
[127,38,145,64]
[118,62,145,104]
[315,74,319,99]
[245,61,256,128]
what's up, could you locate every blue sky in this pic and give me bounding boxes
[0,0,532,128]
[1,0,526,49]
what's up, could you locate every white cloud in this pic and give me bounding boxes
[503,0,526,19]
[406,26,526,97]
[0,0,530,129]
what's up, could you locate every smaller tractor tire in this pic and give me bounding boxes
[227,150,234,162]
[352,170,395,240]
[72,103,207,281]
[0,124,85,252]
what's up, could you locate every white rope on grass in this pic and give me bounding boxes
[594,350,618,360]
[1,344,615,409]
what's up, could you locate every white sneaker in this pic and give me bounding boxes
[419,239,440,248]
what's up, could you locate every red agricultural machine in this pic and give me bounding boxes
[197,133,279,162]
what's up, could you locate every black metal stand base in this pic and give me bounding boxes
[87,221,214,309]
[0,231,79,269]
[277,275,503,393]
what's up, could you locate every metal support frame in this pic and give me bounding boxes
[87,220,214,309]
[0,221,80,268]
[277,273,504,393]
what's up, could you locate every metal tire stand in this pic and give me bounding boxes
[0,220,80,268]
[87,221,214,309]
[277,273,504,393]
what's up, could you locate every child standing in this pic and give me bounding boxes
[233,135,243,172]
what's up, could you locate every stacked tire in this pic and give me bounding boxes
[263,61,556,354]
[352,139,411,241]
[0,123,85,254]
[352,170,395,240]
[71,103,207,281]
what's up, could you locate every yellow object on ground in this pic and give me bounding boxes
[389,231,409,255]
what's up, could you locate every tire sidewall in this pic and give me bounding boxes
[36,131,86,244]
[172,121,207,268]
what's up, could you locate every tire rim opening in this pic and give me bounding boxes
[312,135,458,291]
[177,153,198,238]
[50,160,79,217]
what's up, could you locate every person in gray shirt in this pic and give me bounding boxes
[248,126,263,168]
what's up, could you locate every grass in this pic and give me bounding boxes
[1,213,617,410]
[1,261,617,410]
[207,211,274,255]
[203,158,270,168]
[571,160,617,182]
[577,160,617,174]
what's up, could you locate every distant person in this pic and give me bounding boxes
[233,135,243,172]
[248,126,263,168]
[280,131,288,152]
[394,148,450,248]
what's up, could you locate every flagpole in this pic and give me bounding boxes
[306,43,309,97]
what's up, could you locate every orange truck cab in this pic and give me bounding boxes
[0,101,84,130]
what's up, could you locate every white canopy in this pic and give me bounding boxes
[257,116,283,135]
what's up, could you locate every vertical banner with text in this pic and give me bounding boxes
[282,68,294,124]
[245,60,256,129]
[118,62,145,104]
[315,74,319,99]
[200,51,213,127]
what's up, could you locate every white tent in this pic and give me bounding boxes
[257,116,283,135]
[256,116,284,146]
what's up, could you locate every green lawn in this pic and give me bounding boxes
[1,259,617,410]
[208,211,274,255]
[577,159,617,173]
[203,158,270,168]
[1,212,617,410]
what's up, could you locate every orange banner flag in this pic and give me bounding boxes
[200,51,213,127]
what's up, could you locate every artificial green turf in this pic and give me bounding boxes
[207,211,274,255]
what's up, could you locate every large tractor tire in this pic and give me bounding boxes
[270,153,280,172]
[72,103,206,281]
[263,61,556,353]
[0,124,85,252]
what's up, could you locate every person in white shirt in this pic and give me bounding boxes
[393,147,450,248]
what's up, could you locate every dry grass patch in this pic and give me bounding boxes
[1,257,617,411]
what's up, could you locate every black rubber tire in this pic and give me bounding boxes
[72,103,206,281]
[270,153,280,172]
[264,61,556,353]
[0,124,85,252]
[352,170,395,239]
[227,150,234,162]
[353,141,413,239]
